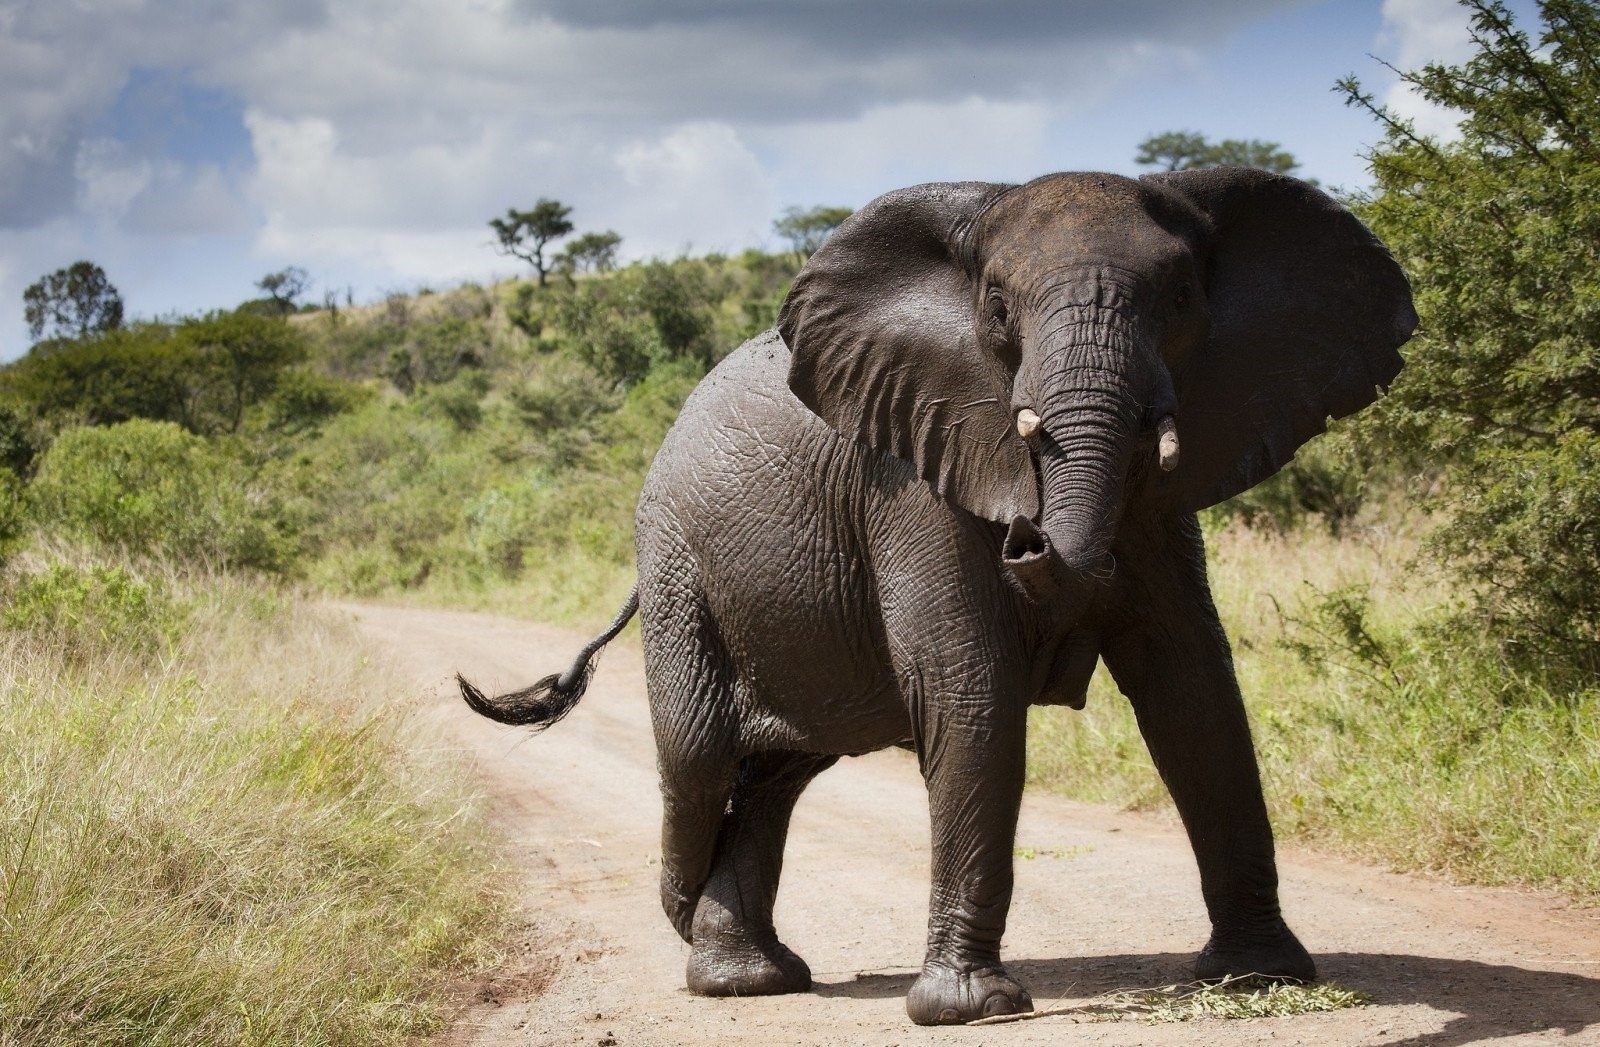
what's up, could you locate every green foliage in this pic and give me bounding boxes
[0,467,25,559]
[22,260,123,343]
[557,229,623,274]
[773,204,854,260]
[0,400,41,474]
[2,561,183,657]
[384,314,487,393]
[1134,130,1301,174]
[1,322,192,428]
[28,420,297,572]
[256,265,310,314]
[256,367,367,437]
[1340,0,1600,672]
[177,310,310,432]
[556,260,721,382]
[0,312,309,436]
[1207,434,1369,534]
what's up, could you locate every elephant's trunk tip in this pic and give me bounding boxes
[1002,515,1077,606]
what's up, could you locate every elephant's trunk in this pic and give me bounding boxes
[1003,307,1149,615]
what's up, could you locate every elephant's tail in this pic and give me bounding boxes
[456,585,639,730]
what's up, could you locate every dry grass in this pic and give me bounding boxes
[0,550,508,1044]
[971,975,1370,1027]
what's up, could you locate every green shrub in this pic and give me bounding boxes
[1429,430,1600,671]
[254,367,366,436]
[27,420,297,572]
[1341,0,1600,675]
[2,561,183,656]
[0,467,28,559]
[385,315,487,393]
[1209,435,1370,534]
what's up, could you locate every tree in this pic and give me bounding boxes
[178,311,309,432]
[489,199,575,287]
[0,313,307,435]
[773,205,854,261]
[1339,0,1600,671]
[1134,130,1301,174]
[22,261,124,342]
[257,266,310,314]
[557,230,623,276]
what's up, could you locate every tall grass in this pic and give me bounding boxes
[0,550,507,1044]
[1027,511,1600,899]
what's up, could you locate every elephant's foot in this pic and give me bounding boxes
[907,962,1033,1025]
[685,924,812,997]
[1195,924,1316,984]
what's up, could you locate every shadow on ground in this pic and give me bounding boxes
[814,951,1600,1046]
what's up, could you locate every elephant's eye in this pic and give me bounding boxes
[989,297,1008,326]
[1174,284,1192,310]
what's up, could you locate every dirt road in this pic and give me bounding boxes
[342,603,1600,1046]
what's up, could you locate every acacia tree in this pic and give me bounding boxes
[1340,0,1600,671]
[773,205,853,262]
[23,261,123,342]
[257,267,310,314]
[557,230,623,275]
[1134,130,1301,174]
[489,199,575,287]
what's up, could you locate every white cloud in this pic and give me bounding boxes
[1377,0,1477,139]
[0,0,1310,352]
[613,123,776,256]
[766,98,1055,204]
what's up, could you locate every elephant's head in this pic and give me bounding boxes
[778,169,1416,614]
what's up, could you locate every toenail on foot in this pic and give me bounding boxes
[983,994,1015,1016]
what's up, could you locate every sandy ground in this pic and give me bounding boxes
[340,602,1600,1046]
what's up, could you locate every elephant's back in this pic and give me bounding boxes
[642,329,871,521]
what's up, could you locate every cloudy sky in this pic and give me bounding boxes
[0,0,1524,358]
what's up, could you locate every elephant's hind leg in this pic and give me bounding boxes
[687,750,837,997]
[644,575,741,945]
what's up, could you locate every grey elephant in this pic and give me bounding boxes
[459,168,1416,1026]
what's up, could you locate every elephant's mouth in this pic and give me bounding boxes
[1001,514,1084,611]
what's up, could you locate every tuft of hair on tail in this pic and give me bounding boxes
[456,586,637,731]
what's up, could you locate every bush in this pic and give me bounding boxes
[1430,430,1600,671]
[2,561,183,657]
[385,315,487,393]
[0,467,26,559]
[1341,0,1600,673]
[1209,435,1369,534]
[27,420,297,572]
[0,313,309,436]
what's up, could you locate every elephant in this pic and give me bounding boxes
[458,167,1416,1026]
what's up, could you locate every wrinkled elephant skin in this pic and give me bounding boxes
[460,169,1416,1025]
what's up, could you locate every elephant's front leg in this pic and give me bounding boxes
[904,675,1033,1025]
[1101,514,1315,983]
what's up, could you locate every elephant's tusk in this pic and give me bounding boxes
[1015,408,1041,440]
[1157,415,1180,472]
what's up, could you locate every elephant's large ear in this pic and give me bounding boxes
[778,181,1038,524]
[1142,168,1417,513]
